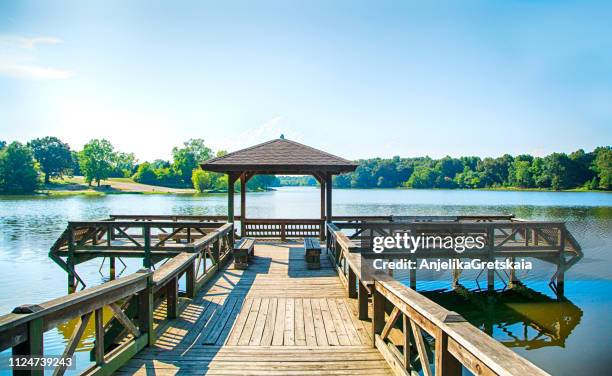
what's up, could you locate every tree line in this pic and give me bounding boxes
[276,148,611,191]
[0,137,278,194]
[0,137,609,194]
[328,148,610,190]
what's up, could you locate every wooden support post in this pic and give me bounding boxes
[319,177,326,240]
[138,274,155,346]
[487,226,494,292]
[213,240,221,264]
[487,267,495,292]
[325,174,332,223]
[12,317,43,376]
[143,224,151,269]
[167,277,179,319]
[227,173,236,223]
[358,281,369,320]
[67,226,76,293]
[372,285,385,348]
[409,265,416,289]
[109,257,116,280]
[557,228,566,298]
[240,173,246,237]
[348,268,357,299]
[435,330,461,376]
[509,257,517,288]
[186,260,196,298]
[94,308,105,365]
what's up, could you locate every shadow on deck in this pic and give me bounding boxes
[116,240,391,376]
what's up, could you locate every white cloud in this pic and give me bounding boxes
[0,35,62,49]
[0,34,72,80]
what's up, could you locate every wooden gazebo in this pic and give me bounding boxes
[200,137,357,237]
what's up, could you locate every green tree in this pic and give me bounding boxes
[592,147,612,190]
[78,139,115,186]
[0,141,6,150]
[191,169,211,192]
[112,152,137,178]
[70,151,81,176]
[172,139,214,186]
[133,162,158,184]
[405,165,438,188]
[27,136,72,183]
[0,142,39,194]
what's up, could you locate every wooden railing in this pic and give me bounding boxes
[49,218,235,291]
[326,223,550,376]
[2,222,234,376]
[243,218,323,240]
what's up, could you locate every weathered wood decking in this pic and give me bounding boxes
[117,241,393,376]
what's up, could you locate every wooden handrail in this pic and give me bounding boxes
[326,223,551,376]
[373,275,549,376]
[4,222,236,376]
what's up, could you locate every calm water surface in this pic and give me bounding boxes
[0,188,610,375]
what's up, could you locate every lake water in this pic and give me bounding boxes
[0,187,610,375]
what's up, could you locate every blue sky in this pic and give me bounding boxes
[0,1,610,161]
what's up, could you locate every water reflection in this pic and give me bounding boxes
[423,283,582,350]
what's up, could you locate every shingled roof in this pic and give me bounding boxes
[200,138,357,174]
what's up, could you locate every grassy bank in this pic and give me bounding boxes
[39,176,196,195]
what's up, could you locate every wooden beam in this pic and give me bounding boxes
[52,312,92,376]
[240,173,246,237]
[94,308,104,365]
[325,173,332,223]
[109,303,140,338]
[227,173,238,223]
[380,306,401,341]
[411,319,433,376]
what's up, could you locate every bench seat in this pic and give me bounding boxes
[234,238,255,270]
[304,237,321,270]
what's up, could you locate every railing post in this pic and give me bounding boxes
[12,317,43,376]
[167,277,179,319]
[358,281,369,320]
[435,329,461,376]
[67,226,76,293]
[94,308,105,365]
[348,268,357,299]
[213,239,221,264]
[487,225,495,292]
[372,283,385,348]
[138,273,155,346]
[143,224,151,269]
[280,224,286,241]
[186,259,196,298]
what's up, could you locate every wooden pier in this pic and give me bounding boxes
[116,241,389,376]
[0,140,584,376]
[0,216,575,375]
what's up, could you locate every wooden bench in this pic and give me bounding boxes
[233,238,255,270]
[304,237,321,270]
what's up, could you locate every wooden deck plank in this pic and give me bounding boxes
[294,298,306,346]
[303,298,317,346]
[117,241,393,375]
[272,298,286,345]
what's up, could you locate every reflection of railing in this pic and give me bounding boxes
[1,222,234,376]
[243,218,323,240]
[326,223,550,376]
